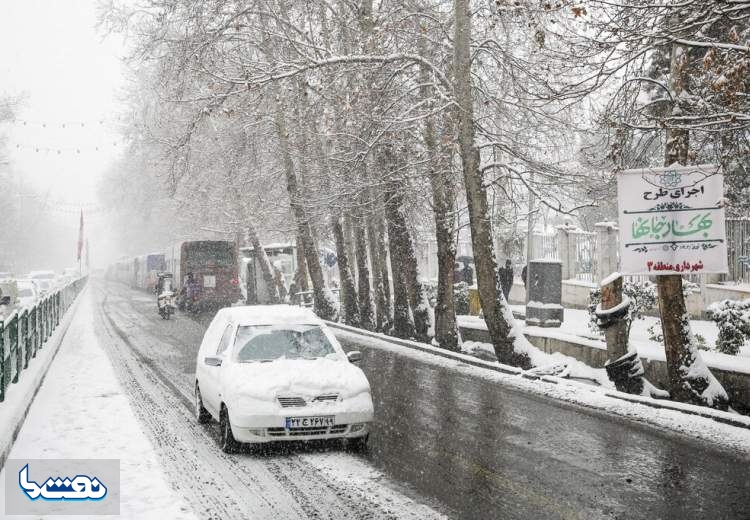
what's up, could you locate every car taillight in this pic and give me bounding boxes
[231,278,239,286]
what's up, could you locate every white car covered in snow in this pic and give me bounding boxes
[194,305,374,453]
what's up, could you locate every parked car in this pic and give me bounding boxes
[194,305,373,453]
[0,279,18,319]
[28,271,56,295]
[16,279,39,308]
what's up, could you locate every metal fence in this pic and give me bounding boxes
[525,218,750,285]
[0,276,87,402]
[725,218,750,284]
[570,231,596,283]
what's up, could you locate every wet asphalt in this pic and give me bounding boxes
[340,337,750,519]
[101,280,750,520]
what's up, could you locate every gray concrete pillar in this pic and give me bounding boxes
[594,221,619,283]
[556,223,577,280]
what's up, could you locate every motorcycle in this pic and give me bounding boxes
[158,290,176,320]
[156,272,177,320]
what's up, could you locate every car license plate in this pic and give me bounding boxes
[285,416,334,428]
[203,275,216,288]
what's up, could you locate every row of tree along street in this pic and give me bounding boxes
[97,1,749,410]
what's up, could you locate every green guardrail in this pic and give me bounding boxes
[0,276,87,403]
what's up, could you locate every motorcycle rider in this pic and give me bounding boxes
[184,271,201,311]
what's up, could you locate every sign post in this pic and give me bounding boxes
[617,164,729,408]
[617,164,727,275]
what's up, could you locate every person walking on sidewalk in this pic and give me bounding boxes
[499,259,513,302]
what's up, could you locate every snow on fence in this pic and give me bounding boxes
[0,276,87,402]
[532,218,750,287]
[725,218,750,284]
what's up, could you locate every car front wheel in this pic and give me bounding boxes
[219,406,240,453]
[195,384,211,424]
[347,434,369,453]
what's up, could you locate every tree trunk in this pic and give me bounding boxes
[271,89,337,320]
[384,170,415,338]
[419,22,458,350]
[366,201,387,331]
[294,232,309,294]
[246,225,280,304]
[656,42,728,409]
[354,213,375,330]
[377,215,392,317]
[601,275,628,362]
[226,167,278,304]
[453,0,530,367]
[332,214,359,325]
[344,213,358,283]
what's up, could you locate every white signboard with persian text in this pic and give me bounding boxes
[617,164,727,275]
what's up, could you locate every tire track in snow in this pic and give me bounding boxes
[95,283,443,519]
[96,293,306,520]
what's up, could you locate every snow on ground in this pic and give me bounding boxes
[461,340,613,387]
[332,328,750,455]
[0,290,196,520]
[302,452,446,520]
[459,306,750,375]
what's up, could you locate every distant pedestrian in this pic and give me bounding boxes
[499,259,513,301]
[462,262,474,286]
[521,264,528,290]
[453,263,462,284]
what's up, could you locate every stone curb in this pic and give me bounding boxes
[326,321,522,376]
[327,321,750,431]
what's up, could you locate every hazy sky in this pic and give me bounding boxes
[0,0,129,268]
[0,0,126,218]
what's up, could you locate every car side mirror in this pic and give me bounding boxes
[204,356,223,367]
[347,351,362,364]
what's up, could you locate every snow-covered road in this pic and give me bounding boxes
[6,279,749,519]
[92,281,446,520]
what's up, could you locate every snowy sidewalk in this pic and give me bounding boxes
[0,289,196,519]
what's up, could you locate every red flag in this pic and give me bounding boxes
[77,210,84,261]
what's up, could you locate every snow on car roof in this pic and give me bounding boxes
[218,305,323,327]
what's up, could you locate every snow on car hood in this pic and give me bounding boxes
[223,357,371,400]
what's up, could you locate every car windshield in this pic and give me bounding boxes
[233,324,337,362]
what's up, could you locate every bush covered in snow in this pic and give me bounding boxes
[707,299,750,355]
[647,322,708,350]
[588,280,657,338]
[454,282,469,315]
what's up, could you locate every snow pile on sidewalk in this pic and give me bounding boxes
[461,340,613,387]
[0,293,196,520]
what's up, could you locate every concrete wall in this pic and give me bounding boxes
[460,324,750,414]
[509,280,750,318]
[508,279,597,310]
